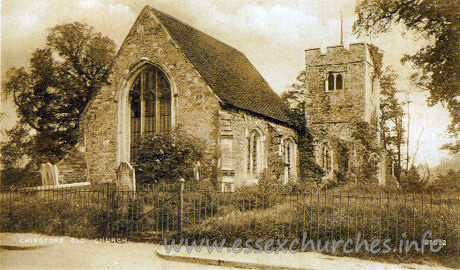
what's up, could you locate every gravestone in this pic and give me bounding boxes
[40,163,59,186]
[116,162,136,191]
[193,161,201,181]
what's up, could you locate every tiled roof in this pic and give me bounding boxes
[147,6,292,125]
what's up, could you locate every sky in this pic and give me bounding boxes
[0,0,456,167]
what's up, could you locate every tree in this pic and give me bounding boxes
[281,71,307,109]
[400,164,427,192]
[354,0,460,152]
[2,22,116,166]
[379,66,405,182]
[429,169,460,193]
[0,122,41,187]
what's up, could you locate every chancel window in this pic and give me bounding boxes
[247,130,264,175]
[129,66,171,162]
[283,138,296,180]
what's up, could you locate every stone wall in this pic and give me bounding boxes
[56,8,298,187]
[304,43,378,132]
[56,142,88,184]
[303,43,385,184]
[58,8,221,184]
[217,108,298,188]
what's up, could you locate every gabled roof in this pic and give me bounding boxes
[146,6,292,125]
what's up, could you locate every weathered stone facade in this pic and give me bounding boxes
[55,6,388,189]
[303,43,385,184]
[58,8,224,184]
[56,142,87,183]
[217,108,297,189]
[304,43,380,138]
[56,6,298,189]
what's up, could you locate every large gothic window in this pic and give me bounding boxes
[129,66,171,162]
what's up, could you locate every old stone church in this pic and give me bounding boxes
[55,6,385,190]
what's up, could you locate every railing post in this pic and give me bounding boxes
[178,178,185,234]
[106,184,114,236]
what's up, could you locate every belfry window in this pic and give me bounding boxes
[336,74,343,89]
[327,73,335,91]
[129,66,171,162]
[325,72,344,91]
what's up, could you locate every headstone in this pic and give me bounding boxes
[40,163,59,186]
[193,161,201,181]
[116,162,136,191]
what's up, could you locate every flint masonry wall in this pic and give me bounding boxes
[303,43,385,184]
[56,142,88,183]
[58,8,221,184]
[57,8,298,186]
[304,43,377,140]
[218,108,298,188]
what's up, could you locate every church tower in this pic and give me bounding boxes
[304,43,381,141]
[303,43,385,184]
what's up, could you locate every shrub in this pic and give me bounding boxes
[182,189,459,268]
[351,121,381,183]
[400,165,427,192]
[0,191,108,238]
[0,189,153,239]
[427,169,460,193]
[135,128,208,185]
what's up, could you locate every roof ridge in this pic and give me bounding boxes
[145,5,246,56]
[143,5,293,125]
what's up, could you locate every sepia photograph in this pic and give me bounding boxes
[1,0,459,269]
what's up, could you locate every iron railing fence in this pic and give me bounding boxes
[1,183,458,256]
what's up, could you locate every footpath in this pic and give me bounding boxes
[157,242,452,270]
[0,233,453,270]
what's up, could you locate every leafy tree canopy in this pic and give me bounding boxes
[379,66,405,181]
[3,22,116,163]
[0,122,41,186]
[354,0,460,152]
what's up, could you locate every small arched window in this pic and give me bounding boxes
[283,138,296,180]
[336,74,343,89]
[327,73,335,91]
[314,140,332,176]
[247,130,264,175]
[325,72,344,91]
[130,66,172,162]
[321,144,332,174]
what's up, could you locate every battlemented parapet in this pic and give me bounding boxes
[305,43,371,66]
[304,43,380,138]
